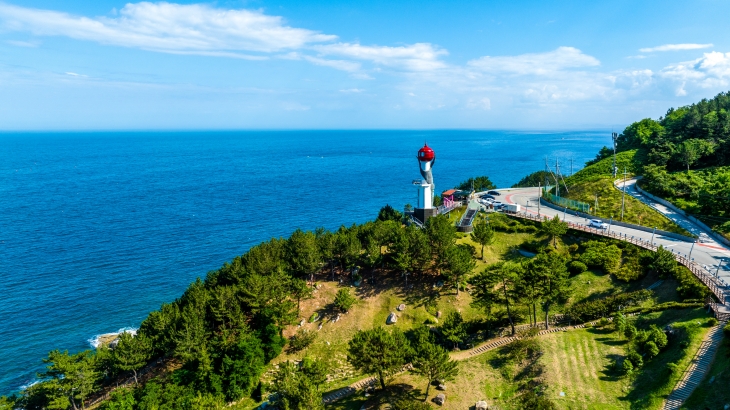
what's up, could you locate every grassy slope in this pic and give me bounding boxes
[556,150,688,235]
[683,335,730,409]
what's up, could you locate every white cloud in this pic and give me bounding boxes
[639,43,713,53]
[466,97,491,110]
[313,42,448,71]
[467,47,599,75]
[0,2,336,55]
[660,51,730,92]
[6,39,39,47]
[339,88,364,93]
[303,56,361,72]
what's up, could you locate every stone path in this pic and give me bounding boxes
[663,320,728,410]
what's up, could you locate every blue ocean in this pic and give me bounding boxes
[0,130,609,394]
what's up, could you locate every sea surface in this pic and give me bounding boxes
[0,130,610,394]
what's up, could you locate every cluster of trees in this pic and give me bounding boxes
[470,249,570,335]
[642,163,730,220]
[346,326,459,401]
[456,175,496,192]
[1,205,483,409]
[614,92,730,171]
[611,313,669,376]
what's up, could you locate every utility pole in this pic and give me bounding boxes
[620,166,627,221]
[538,182,541,216]
[612,132,618,178]
[594,194,598,213]
[570,157,574,176]
[555,158,560,197]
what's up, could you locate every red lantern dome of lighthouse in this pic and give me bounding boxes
[417,144,435,161]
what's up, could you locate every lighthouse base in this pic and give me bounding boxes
[414,208,439,225]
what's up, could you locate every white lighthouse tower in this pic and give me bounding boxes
[414,144,438,224]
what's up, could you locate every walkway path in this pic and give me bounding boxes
[663,319,728,410]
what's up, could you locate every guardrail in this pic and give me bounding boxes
[512,212,728,309]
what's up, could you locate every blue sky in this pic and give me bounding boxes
[0,0,729,129]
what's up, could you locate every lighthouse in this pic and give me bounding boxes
[414,144,438,224]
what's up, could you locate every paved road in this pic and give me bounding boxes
[496,187,730,303]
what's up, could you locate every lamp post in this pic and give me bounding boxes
[651,227,656,244]
[689,241,695,260]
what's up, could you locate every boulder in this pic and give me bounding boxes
[387,312,397,325]
[475,400,488,410]
[397,304,406,311]
[437,383,446,391]
[436,311,442,319]
[299,319,306,327]
[434,393,446,405]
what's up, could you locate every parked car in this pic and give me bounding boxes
[480,194,495,200]
[588,219,608,229]
[492,201,503,209]
[487,190,501,196]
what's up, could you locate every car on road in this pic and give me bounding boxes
[492,201,503,209]
[698,233,712,243]
[588,219,609,229]
[487,190,501,196]
[480,194,495,200]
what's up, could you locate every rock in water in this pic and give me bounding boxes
[387,312,397,325]
[397,303,406,311]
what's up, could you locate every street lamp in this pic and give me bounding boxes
[651,227,656,244]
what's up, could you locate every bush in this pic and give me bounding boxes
[309,313,319,323]
[622,357,634,375]
[288,328,316,352]
[334,288,357,312]
[645,341,660,358]
[568,261,588,275]
[724,322,730,338]
[708,317,719,327]
[580,241,622,275]
[568,290,652,322]
[627,351,643,368]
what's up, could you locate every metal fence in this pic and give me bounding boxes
[543,191,591,213]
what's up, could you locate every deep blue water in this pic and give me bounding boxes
[0,130,609,394]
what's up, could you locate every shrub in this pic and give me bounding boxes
[568,261,588,275]
[622,357,634,375]
[568,290,652,322]
[309,313,319,323]
[288,328,316,352]
[334,288,357,312]
[627,351,643,368]
[568,244,579,253]
[580,241,622,275]
[725,322,730,338]
[708,318,719,327]
[645,341,660,358]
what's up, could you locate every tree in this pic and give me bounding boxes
[456,176,496,192]
[334,288,357,312]
[440,311,467,350]
[678,138,715,172]
[220,331,266,401]
[287,229,321,284]
[426,215,456,271]
[471,217,495,260]
[444,244,476,296]
[335,226,362,272]
[290,278,313,315]
[649,245,677,277]
[40,350,98,410]
[613,312,628,336]
[410,340,459,400]
[377,204,403,222]
[316,227,337,281]
[271,361,324,410]
[347,327,410,389]
[531,251,569,329]
[470,262,522,335]
[113,332,151,384]
[541,215,568,248]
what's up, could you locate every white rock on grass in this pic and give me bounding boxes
[387,312,397,325]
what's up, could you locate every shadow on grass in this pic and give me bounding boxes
[595,337,629,347]
[599,353,624,382]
